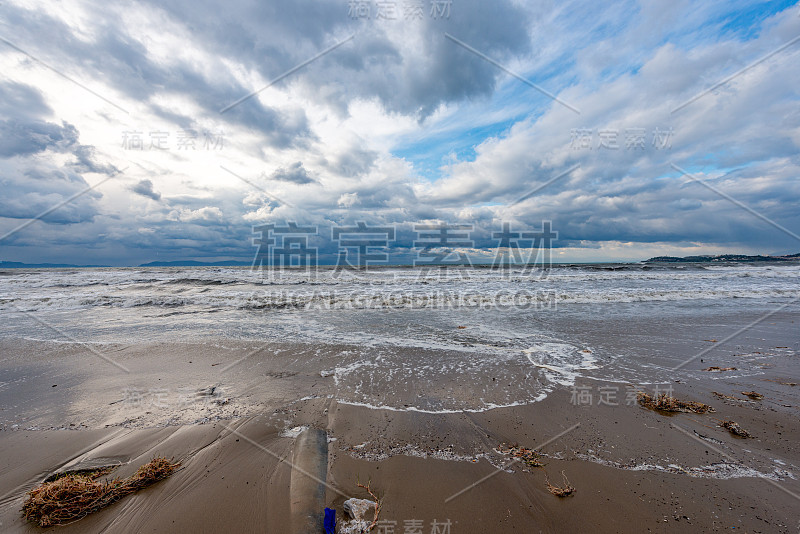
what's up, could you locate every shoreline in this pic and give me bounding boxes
[0,305,798,532]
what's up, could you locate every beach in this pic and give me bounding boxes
[4,0,800,530]
[1,264,799,532]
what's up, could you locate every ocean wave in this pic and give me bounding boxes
[1,263,798,313]
[163,278,239,286]
[2,286,799,312]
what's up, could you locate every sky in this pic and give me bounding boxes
[0,0,799,266]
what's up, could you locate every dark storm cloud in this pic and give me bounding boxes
[0,81,52,119]
[0,119,78,157]
[0,0,535,174]
[70,145,119,175]
[113,0,532,120]
[130,179,162,200]
[0,82,117,176]
[268,161,314,184]
[0,165,103,227]
[0,82,79,157]
[302,0,534,119]
[0,79,114,239]
[0,3,314,148]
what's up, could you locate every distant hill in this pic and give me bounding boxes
[138,260,252,267]
[0,260,252,268]
[0,261,109,269]
[645,253,800,263]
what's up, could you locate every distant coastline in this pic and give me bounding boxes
[644,253,800,263]
[138,260,252,267]
[0,261,111,269]
[0,260,251,269]
[2,252,799,269]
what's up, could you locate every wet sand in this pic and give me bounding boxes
[1,310,799,533]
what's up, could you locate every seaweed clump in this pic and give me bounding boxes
[720,420,752,438]
[637,392,714,414]
[497,443,545,467]
[22,457,180,527]
[545,471,575,497]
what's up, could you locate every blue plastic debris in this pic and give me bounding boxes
[324,507,335,534]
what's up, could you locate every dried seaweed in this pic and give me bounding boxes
[703,366,737,372]
[720,420,751,438]
[497,443,545,468]
[545,471,574,497]
[763,379,797,387]
[637,392,714,414]
[741,391,764,400]
[22,457,180,527]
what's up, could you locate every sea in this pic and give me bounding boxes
[1,262,798,413]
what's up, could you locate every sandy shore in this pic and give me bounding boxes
[1,309,799,533]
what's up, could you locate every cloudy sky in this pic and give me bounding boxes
[0,0,799,265]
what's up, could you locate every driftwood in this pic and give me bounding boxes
[355,479,382,532]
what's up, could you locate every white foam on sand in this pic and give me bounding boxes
[336,396,543,414]
[329,342,560,413]
[281,425,309,438]
[576,453,795,481]
[524,342,599,386]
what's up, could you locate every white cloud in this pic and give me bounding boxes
[169,206,224,222]
[337,192,360,208]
